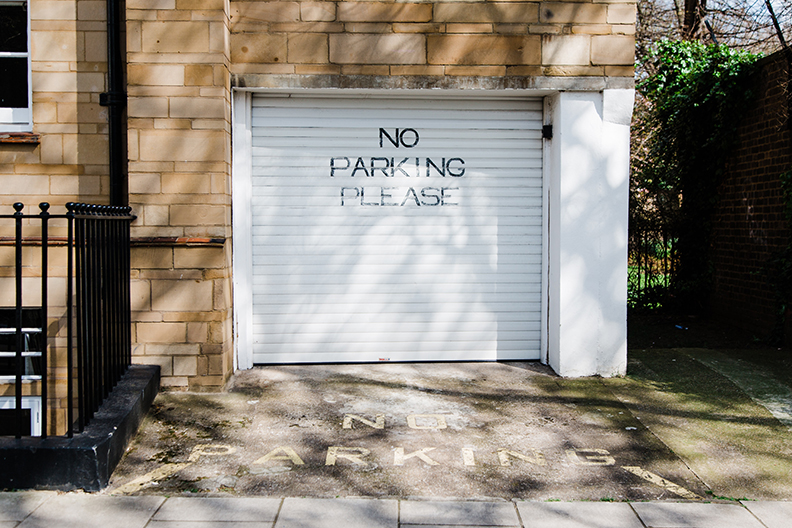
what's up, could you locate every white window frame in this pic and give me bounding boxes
[0,0,32,132]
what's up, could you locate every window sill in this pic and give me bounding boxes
[0,132,40,144]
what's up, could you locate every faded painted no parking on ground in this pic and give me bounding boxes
[110,362,718,500]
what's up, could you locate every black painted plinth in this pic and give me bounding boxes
[0,364,159,491]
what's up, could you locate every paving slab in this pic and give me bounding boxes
[399,500,519,526]
[515,502,643,528]
[630,502,765,528]
[0,491,57,522]
[605,349,792,500]
[275,498,397,528]
[741,501,792,528]
[148,523,275,528]
[16,494,164,528]
[402,526,517,528]
[153,497,282,522]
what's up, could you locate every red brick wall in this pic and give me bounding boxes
[710,50,792,338]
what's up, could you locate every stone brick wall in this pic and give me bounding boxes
[711,51,792,339]
[126,0,233,391]
[229,1,636,78]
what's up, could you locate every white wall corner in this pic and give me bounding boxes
[547,90,632,377]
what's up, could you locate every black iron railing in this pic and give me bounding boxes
[0,202,135,438]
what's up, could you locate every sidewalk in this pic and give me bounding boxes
[1,492,791,528]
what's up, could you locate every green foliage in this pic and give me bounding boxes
[630,40,761,312]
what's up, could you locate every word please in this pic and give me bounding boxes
[341,187,458,206]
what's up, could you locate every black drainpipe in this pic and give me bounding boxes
[100,0,128,206]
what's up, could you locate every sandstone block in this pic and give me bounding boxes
[543,65,604,76]
[295,64,342,74]
[540,3,608,24]
[445,65,506,76]
[40,135,63,165]
[434,3,539,23]
[506,65,543,76]
[288,33,329,63]
[142,21,210,53]
[344,23,391,34]
[185,64,214,86]
[393,23,444,33]
[301,2,336,21]
[173,356,198,376]
[131,246,173,269]
[542,35,591,66]
[330,34,425,64]
[152,279,214,312]
[144,204,170,225]
[187,322,209,343]
[340,65,390,75]
[84,31,107,62]
[31,72,78,92]
[33,102,58,123]
[129,97,169,118]
[170,204,227,226]
[176,0,225,9]
[161,172,212,194]
[270,21,344,33]
[447,23,493,33]
[137,322,186,343]
[231,2,300,24]
[161,376,189,387]
[131,280,151,312]
[608,4,637,24]
[30,1,76,20]
[144,343,200,355]
[139,130,226,163]
[170,97,226,119]
[428,35,540,65]
[0,175,49,195]
[78,1,106,21]
[128,64,185,86]
[51,174,102,195]
[174,246,226,268]
[390,65,445,75]
[127,0,176,9]
[574,24,616,36]
[76,135,109,165]
[231,33,288,63]
[591,35,635,65]
[338,2,432,23]
[129,173,162,194]
[605,65,635,76]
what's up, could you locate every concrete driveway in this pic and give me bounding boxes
[108,350,792,501]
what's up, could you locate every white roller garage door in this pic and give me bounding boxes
[247,96,545,364]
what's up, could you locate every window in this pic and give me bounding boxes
[0,0,31,132]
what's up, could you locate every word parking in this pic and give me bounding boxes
[330,128,466,206]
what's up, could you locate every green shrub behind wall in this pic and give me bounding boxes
[634,40,761,312]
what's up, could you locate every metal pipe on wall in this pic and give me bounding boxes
[101,0,128,206]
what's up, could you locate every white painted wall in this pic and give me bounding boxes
[545,90,633,377]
